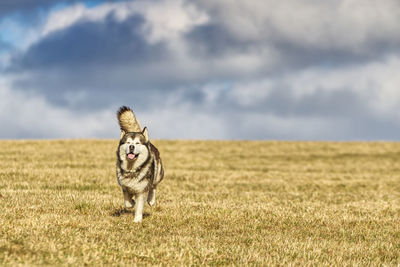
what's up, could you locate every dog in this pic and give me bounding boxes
[116,106,164,223]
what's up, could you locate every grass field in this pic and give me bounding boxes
[0,139,399,265]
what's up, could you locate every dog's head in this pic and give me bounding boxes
[118,127,149,162]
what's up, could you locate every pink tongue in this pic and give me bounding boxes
[128,153,135,160]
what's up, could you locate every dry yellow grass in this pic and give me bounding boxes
[0,139,399,265]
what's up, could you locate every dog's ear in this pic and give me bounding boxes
[119,130,126,139]
[142,127,149,143]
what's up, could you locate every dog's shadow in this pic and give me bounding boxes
[111,207,150,218]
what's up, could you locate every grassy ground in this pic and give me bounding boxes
[0,139,399,265]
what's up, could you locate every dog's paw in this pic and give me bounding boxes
[124,201,134,208]
[133,217,143,223]
[148,199,156,207]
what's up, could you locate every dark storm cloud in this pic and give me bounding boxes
[186,20,400,76]
[9,15,166,69]
[7,13,174,109]
[185,23,241,57]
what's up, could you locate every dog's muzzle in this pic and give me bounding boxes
[127,145,136,160]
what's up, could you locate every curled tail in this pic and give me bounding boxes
[117,106,142,136]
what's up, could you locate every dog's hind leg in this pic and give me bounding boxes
[122,189,134,208]
[147,187,156,206]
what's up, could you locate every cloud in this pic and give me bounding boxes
[196,0,400,50]
[213,55,400,140]
[0,77,117,138]
[0,0,62,17]
[0,38,11,50]
[5,0,212,110]
[0,0,124,18]
[1,0,400,140]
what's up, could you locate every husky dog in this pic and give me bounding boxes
[116,106,164,223]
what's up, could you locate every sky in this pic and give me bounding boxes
[1,0,400,140]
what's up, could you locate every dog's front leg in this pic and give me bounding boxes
[134,192,147,223]
[122,188,134,208]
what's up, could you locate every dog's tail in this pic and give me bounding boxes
[117,106,142,136]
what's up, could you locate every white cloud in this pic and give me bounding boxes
[285,55,400,118]
[221,55,400,122]
[41,2,139,37]
[0,77,117,138]
[138,0,208,44]
[0,75,228,140]
[41,0,208,44]
[229,81,273,108]
[139,105,228,140]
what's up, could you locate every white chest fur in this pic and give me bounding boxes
[117,157,152,194]
[118,174,149,193]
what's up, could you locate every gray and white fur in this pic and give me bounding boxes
[116,106,164,223]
